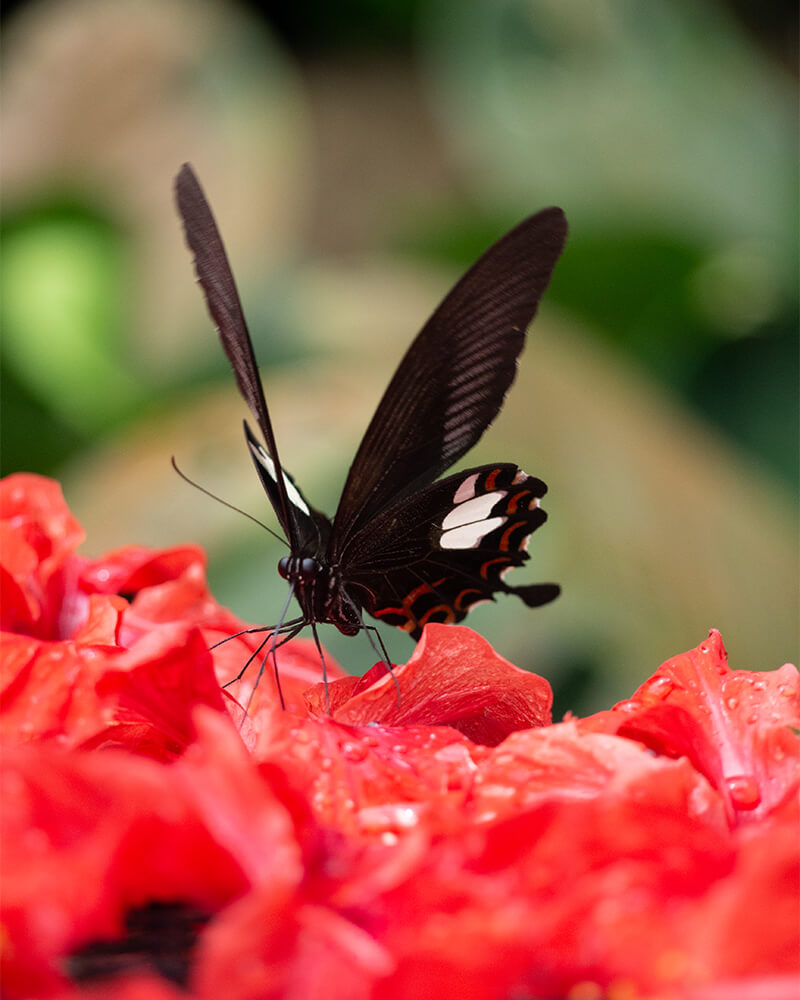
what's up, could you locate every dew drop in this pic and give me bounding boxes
[342,742,367,763]
[645,676,674,699]
[725,697,739,711]
[725,775,761,810]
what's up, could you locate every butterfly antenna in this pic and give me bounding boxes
[171,457,289,547]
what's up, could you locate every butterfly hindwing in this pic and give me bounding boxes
[330,207,567,551]
[339,464,558,639]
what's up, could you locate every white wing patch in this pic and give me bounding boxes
[440,516,506,549]
[453,473,480,504]
[441,491,506,530]
[248,440,310,516]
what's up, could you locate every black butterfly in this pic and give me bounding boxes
[175,164,566,690]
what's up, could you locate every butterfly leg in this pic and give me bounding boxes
[309,619,331,714]
[339,588,401,705]
[221,625,299,689]
[240,583,300,713]
[210,618,304,652]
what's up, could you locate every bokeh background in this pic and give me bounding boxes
[2,0,797,717]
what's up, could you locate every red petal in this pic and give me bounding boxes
[582,631,800,824]
[92,626,227,760]
[0,476,87,639]
[249,704,479,836]
[0,628,121,748]
[80,544,207,596]
[306,624,552,746]
[467,718,725,826]
[0,474,84,567]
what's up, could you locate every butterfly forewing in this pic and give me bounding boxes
[244,421,331,554]
[175,164,301,550]
[330,208,567,553]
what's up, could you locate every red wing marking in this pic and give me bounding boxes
[480,556,510,580]
[484,468,501,491]
[418,605,456,628]
[506,490,532,514]
[455,587,483,611]
[499,520,528,552]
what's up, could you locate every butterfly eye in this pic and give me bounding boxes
[277,556,320,584]
[299,557,318,581]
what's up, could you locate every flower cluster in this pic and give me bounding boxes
[1,473,798,999]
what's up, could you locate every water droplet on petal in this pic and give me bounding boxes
[726,775,761,810]
[644,676,674,699]
[341,742,367,762]
[726,697,739,710]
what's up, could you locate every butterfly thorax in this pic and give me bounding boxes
[277,554,361,636]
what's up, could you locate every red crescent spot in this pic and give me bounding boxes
[484,468,501,491]
[506,490,532,514]
[499,520,527,552]
[418,604,456,627]
[480,556,509,580]
[455,587,483,611]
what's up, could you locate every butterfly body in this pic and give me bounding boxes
[176,164,566,649]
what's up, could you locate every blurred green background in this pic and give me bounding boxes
[1,0,797,716]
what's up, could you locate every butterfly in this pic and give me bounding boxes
[175,164,566,695]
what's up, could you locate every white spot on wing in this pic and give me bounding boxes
[249,441,310,516]
[453,473,479,504]
[441,516,506,549]
[442,491,506,530]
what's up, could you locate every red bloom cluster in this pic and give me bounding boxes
[1,473,798,1000]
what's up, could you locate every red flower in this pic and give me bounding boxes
[1,474,798,1000]
[1,712,302,997]
[0,475,336,750]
